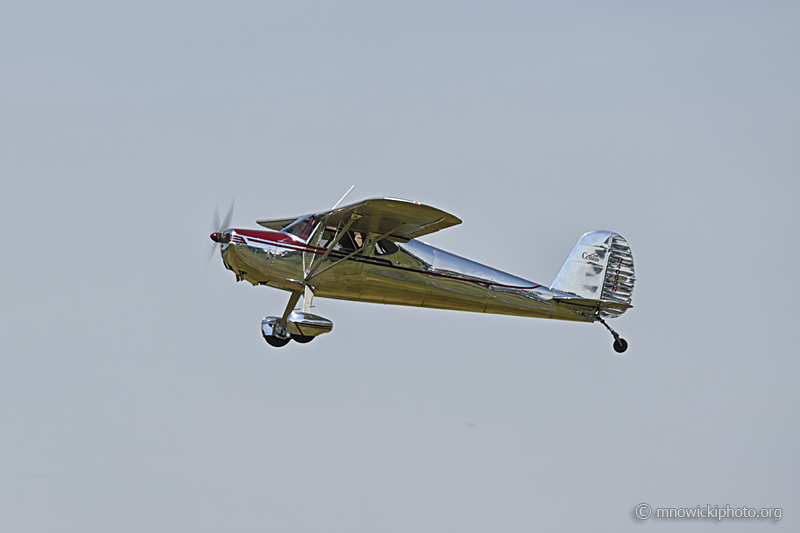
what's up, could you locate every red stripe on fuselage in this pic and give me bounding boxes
[235,229,322,248]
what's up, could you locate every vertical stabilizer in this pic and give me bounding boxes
[550,231,635,318]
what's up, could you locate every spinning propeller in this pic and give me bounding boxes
[208,201,234,266]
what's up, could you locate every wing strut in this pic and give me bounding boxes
[306,223,405,282]
[306,214,361,278]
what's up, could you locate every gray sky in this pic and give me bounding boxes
[1,1,798,531]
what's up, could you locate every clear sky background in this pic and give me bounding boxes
[1,1,798,531]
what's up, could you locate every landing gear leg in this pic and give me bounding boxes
[277,290,302,334]
[302,285,314,314]
[596,316,628,353]
[291,285,316,343]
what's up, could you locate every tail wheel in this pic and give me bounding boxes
[264,335,291,347]
[597,316,629,353]
[291,335,315,344]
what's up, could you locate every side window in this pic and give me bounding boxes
[338,231,363,253]
[374,239,398,256]
[317,228,373,253]
[317,227,337,248]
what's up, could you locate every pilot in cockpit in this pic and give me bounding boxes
[338,231,363,253]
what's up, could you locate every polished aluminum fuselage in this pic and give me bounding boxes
[221,228,597,322]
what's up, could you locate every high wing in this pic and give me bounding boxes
[257,197,462,240]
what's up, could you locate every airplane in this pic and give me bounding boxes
[209,196,635,352]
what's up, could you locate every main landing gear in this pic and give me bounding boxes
[261,287,333,348]
[262,316,316,346]
[596,316,628,353]
[262,291,301,347]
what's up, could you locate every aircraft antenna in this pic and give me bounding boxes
[331,185,355,210]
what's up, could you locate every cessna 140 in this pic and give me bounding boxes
[209,197,635,352]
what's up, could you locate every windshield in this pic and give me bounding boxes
[283,215,317,240]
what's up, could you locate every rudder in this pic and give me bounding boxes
[550,231,635,318]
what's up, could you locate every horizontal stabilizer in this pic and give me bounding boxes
[552,297,632,310]
[255,217,302,231]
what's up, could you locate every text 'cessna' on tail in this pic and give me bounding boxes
[209,197,635,351]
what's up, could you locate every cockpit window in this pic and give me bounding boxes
[283,215,317,240]
[338,231,363,253]
[284,220,395,256]
[374,239,398,256]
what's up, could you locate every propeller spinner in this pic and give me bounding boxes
[207,201,234,265]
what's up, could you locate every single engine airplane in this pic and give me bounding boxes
[209,197,635,352]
